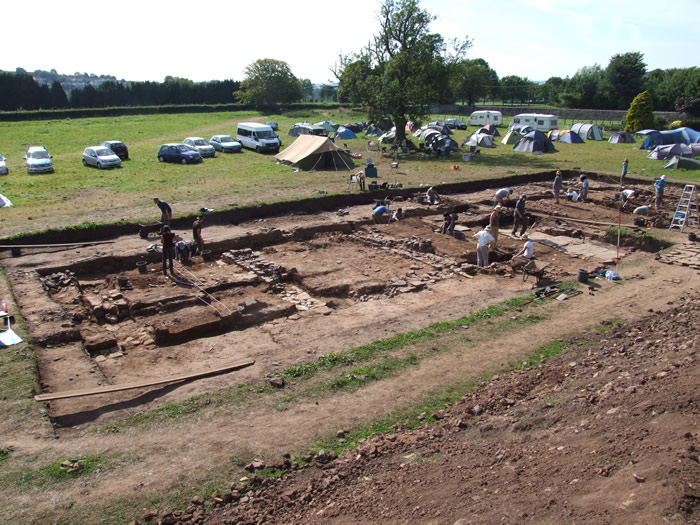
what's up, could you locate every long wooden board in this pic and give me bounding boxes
[0,240,115,249]
[34,360,255,402]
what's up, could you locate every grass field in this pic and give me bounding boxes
[0,109,696,237]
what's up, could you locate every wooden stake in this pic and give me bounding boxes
[34,360,255,402]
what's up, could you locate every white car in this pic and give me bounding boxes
[0,153,8,175]
[184,137,216,158]
[82,146,122,169]
[24,146,54,174]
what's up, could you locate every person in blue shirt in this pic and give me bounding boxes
[372,204,390,224]
[655,174,667,209]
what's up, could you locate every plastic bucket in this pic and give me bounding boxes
[117,276,129,288]
[201,249,212,261]
[577,269,588,283]
[136,260,148,274]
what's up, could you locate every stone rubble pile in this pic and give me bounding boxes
[223,248,296,283]
[40,270,77,294]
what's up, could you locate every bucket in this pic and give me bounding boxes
[689,232,697,242]
[136,260,148,274]
[11,247,21,257]
[117,276,129,289]
[577,269,588,283]
[201,249,212,261]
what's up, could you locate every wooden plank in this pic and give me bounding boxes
[34,360,255,402]
[532,213,638,228]
[0,240,115,249]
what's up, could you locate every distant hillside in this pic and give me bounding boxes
[11,67,125,92]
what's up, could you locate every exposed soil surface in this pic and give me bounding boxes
[0,174,697,524]
[204,294,700,525]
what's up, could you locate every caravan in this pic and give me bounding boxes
[236,122,281,153]
[509,113,559,133]
[468,110,502,127]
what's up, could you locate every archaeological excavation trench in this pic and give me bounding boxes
[1,173,690,430]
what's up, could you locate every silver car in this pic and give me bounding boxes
[24,146,54,174]
[209,134,242,153]
[184,137,216,158]
[0,153,8,175]
[82,146,122,169]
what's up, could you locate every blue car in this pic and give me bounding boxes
[157,143,203,164]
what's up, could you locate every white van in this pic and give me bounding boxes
[236,122,281,153]
[468,110,502,126]
[509,113,558,133]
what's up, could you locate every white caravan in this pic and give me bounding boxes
[236,122,281,153]
[468,110,503,126]
[509,113,559,133]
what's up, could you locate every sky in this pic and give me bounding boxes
[2,0,698,85]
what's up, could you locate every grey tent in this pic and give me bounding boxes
[274,135,354,171]
[315,120,340,132]
[365,124,383,136]
[501,130,522,145]
[478,124,500,137]
[571,123,604,141]
[646,143,693,160]
[608,131,635,144]
[289,123,327,137]
[558,131,585,144]
[512,130,557,153]
[664,156,700,170]
[462,132,495,148]
[378,130,397,144]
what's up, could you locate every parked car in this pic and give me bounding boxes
[157,143,203,164]
[82,146,122,169]
[445,118,468,130]
[184,137,216,158]
[0,153,8,175]
[101,140,129,160]
[24,146,54,174]
[267,120,279,131]
[209,135,242,153]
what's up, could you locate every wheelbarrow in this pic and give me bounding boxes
[138,221,163,239]
[512,258,549,284]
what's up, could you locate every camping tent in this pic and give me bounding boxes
[334,127,358,140]
[571,123,604,141]
[646,143,693,160]
[315,120,339,132]
[640,127,700,150]
[478,125,500,137]
[364,124,383,137]
[501,130,521,145]
[663,156,700,170]
[512,130,556,153]
[558,131,585,144]
[378,130,396,144]
[513,125,534,134]
[463,132,495,148]
[547,130,562,141]
[289,123,327,137]
[427,121,452,135]
[608,131,635,144]
[274,135,354,171]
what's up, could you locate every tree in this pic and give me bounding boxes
[602,52,647,109]
[336,0,470,143]
[319,84,338,102]
[564,64,604,108]
[625,91,654,132]
[675,96,700,118]
[450,59,490,105]
[538,76,567,106]
[49,80,68,108]
[499,75,530,104]
[299,78,314,100]
[236,59,303,106]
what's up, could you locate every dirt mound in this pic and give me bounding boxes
[196,295,700,525]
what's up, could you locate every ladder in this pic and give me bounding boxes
[669,184,699,232]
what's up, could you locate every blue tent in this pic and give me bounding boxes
[558,131,585,144]
[334,127,358,140]
[640,127,700,150]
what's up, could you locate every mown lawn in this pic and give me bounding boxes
[0,109,696,237]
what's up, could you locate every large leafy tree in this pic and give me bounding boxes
[336,0,470,143]
[625,90,654,132]
[237,59,303,106]
[602,52,647,109]
[562,64,604,108]
[450,58,493,105]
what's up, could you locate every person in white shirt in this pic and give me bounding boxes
[495,187,513,205]
[473,225,496,267]
[512,234,535,260]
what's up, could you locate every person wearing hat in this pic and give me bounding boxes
[473,225,496,267]
[160,225,176,275]
[512,194,528,237]
[490,205,503,241]
[495,187,513,205]
[512,234,535,260]
[654,175,667,209]
[553,171,563,204]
